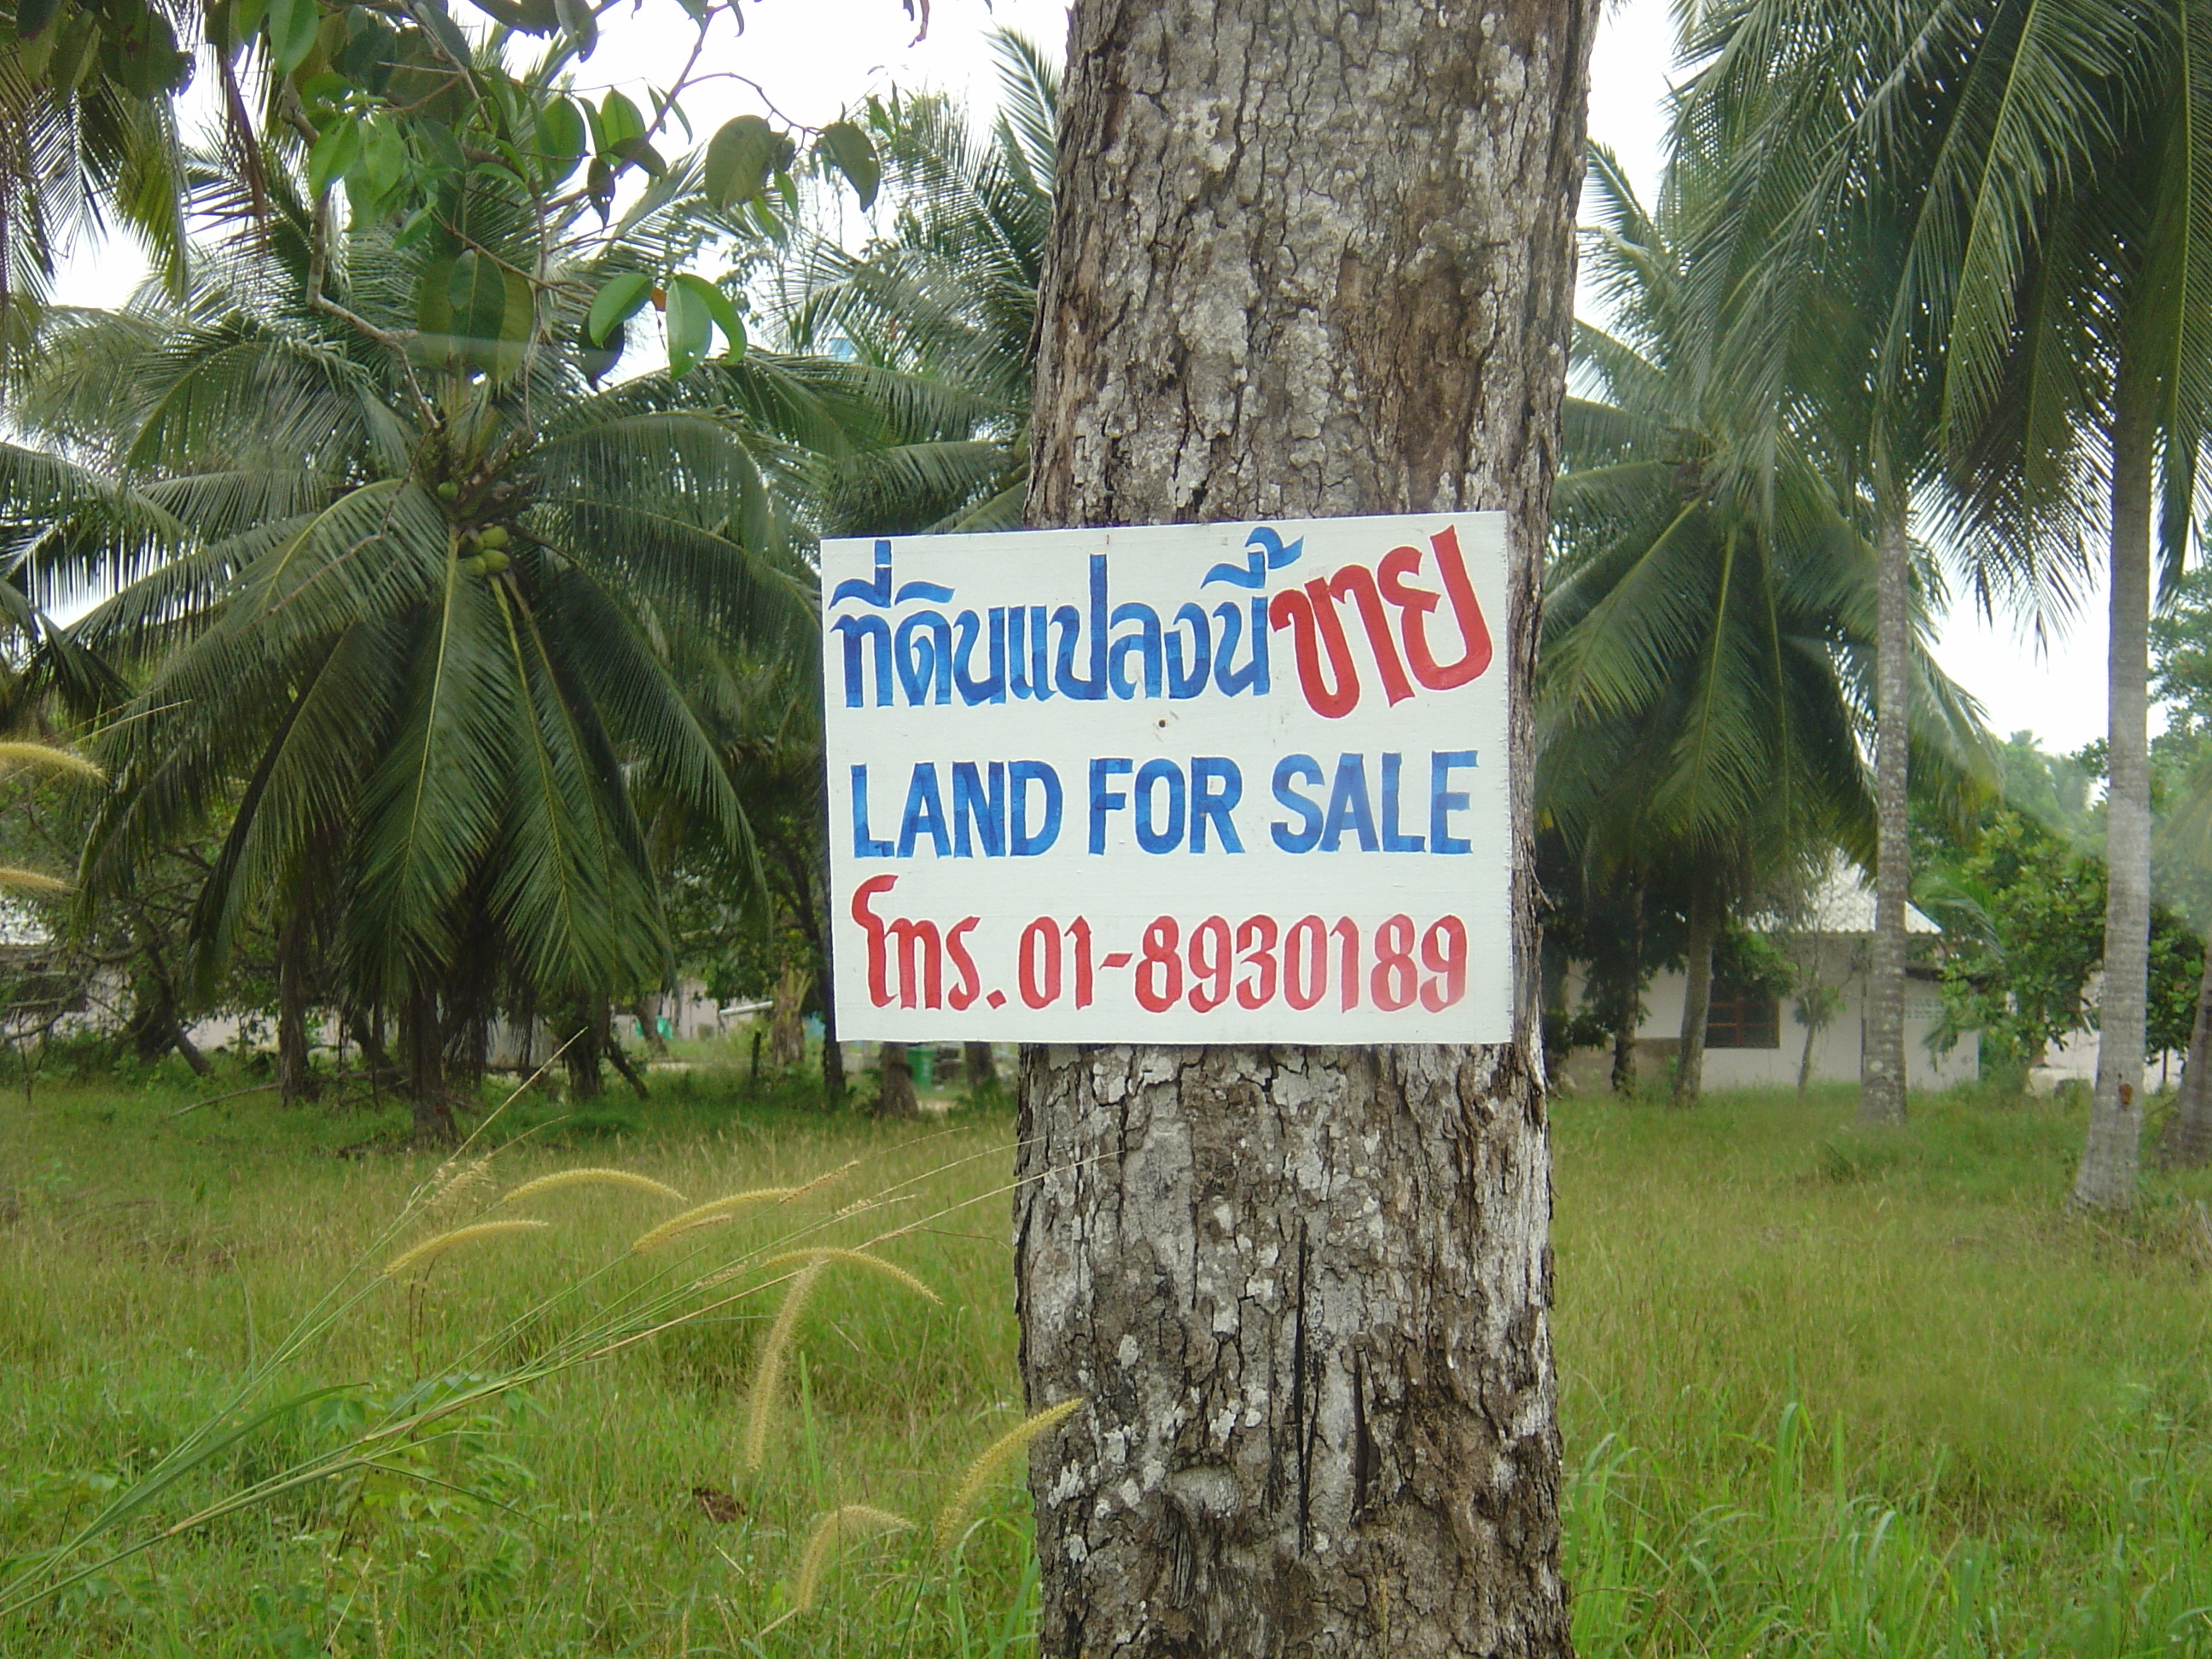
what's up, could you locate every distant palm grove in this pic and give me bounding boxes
[0,0,2208,1227]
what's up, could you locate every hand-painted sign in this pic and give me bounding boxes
[821,512,1511,1043]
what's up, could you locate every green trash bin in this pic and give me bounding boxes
[910,1045,935,1089]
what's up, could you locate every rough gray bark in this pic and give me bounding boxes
[2075,380,2153,1210]
[2157,944,2212,1167]
[1014,2,1594,1653]
[1673,876,1717,1106]
[1860,498,1911,1126]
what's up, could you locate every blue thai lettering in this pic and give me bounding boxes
[831,539,894,608]
[952,609,1006,705]
[1109,602,1163,699]
[894,611,952,706]
[1053,554,1109,701]
[831,614,893,707]
[1213,597,1271,697]
[1009,605,1053,701]
[1167,602,1212,699]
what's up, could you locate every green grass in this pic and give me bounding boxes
[3,1057,2211,1655]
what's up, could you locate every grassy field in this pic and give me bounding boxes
[3,1052,2212,1656]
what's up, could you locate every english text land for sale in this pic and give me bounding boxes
[822,512,1512,1043]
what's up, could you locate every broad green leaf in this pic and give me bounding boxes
[664,277,710,378]
[233,0,269,38]
[266,0,319,73]
[597,88,645,150]
[445,250,535,380]
[535,96,586,185]
[669,274,744,361]
[815,120,879,210]
[585,270,652,347]
[357,116,405,197]
[703,114,779,210]
[307,118,362,198]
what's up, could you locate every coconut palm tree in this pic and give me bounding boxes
[1545,148,1990,1104]
[1685,0,2210,1203]
[11,144,923,1135]
[780,26,1055,533]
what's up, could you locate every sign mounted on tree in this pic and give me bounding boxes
[822,513,1511,1043]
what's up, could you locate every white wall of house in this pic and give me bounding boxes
[1623,945,1979,1090]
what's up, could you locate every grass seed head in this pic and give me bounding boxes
[630,1188,799,1253]
[381,1219,550,1278]
[742,1258,826,1471]
[501,1167,686,1207]
[791,1505,911,1615]
[0,867,73,896]
[935,1396,1087,1553]
[755,1247,940,1305]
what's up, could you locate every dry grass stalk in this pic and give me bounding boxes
[381,1219,549,1278]
[934,1396,1087,1552]
[789,1505,911,1616]
[741,1257,824,1471]
[630,1189,800,1254]
[500,1168,686,1207]
[755,1248,940,1305]
[781,1160,859,1203]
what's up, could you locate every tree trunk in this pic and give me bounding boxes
[564,1000,604,1101]
[1610,876,1644,1095]
[876,1041,917,1119]
[276,902,318,1105]
[632,996,670,1058]
[770,959,809,1069]
[400,985,454,1143]
[1014,3,1592,1650]
[1860,494,1911,1126]
[2157,941,2212,1167]
[963,1040,998,1092]
[2075,370,2153,1211]
[1674,875,1719,1106]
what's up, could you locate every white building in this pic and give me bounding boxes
[1557,869,1981,1092]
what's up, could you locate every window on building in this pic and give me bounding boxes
[1706,981,1780,1049]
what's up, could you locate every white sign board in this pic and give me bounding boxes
[821,512,1511,1044]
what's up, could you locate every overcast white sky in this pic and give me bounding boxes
[55,0,2111,753]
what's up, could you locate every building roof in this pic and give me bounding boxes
[1751,866,1941,937]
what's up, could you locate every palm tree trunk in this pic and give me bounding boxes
[2075,372,2154,1210]
[1675,873,1720,1105]
[1860,493,1911,1125]
[1012,1,1590,1646]
[2157,942,2212,1166]
[401,985,453,1143]
[276,903,317,1105]
[564,999,603,1101]
[1611,875,1645,1094]
[876,1041,917,1119]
